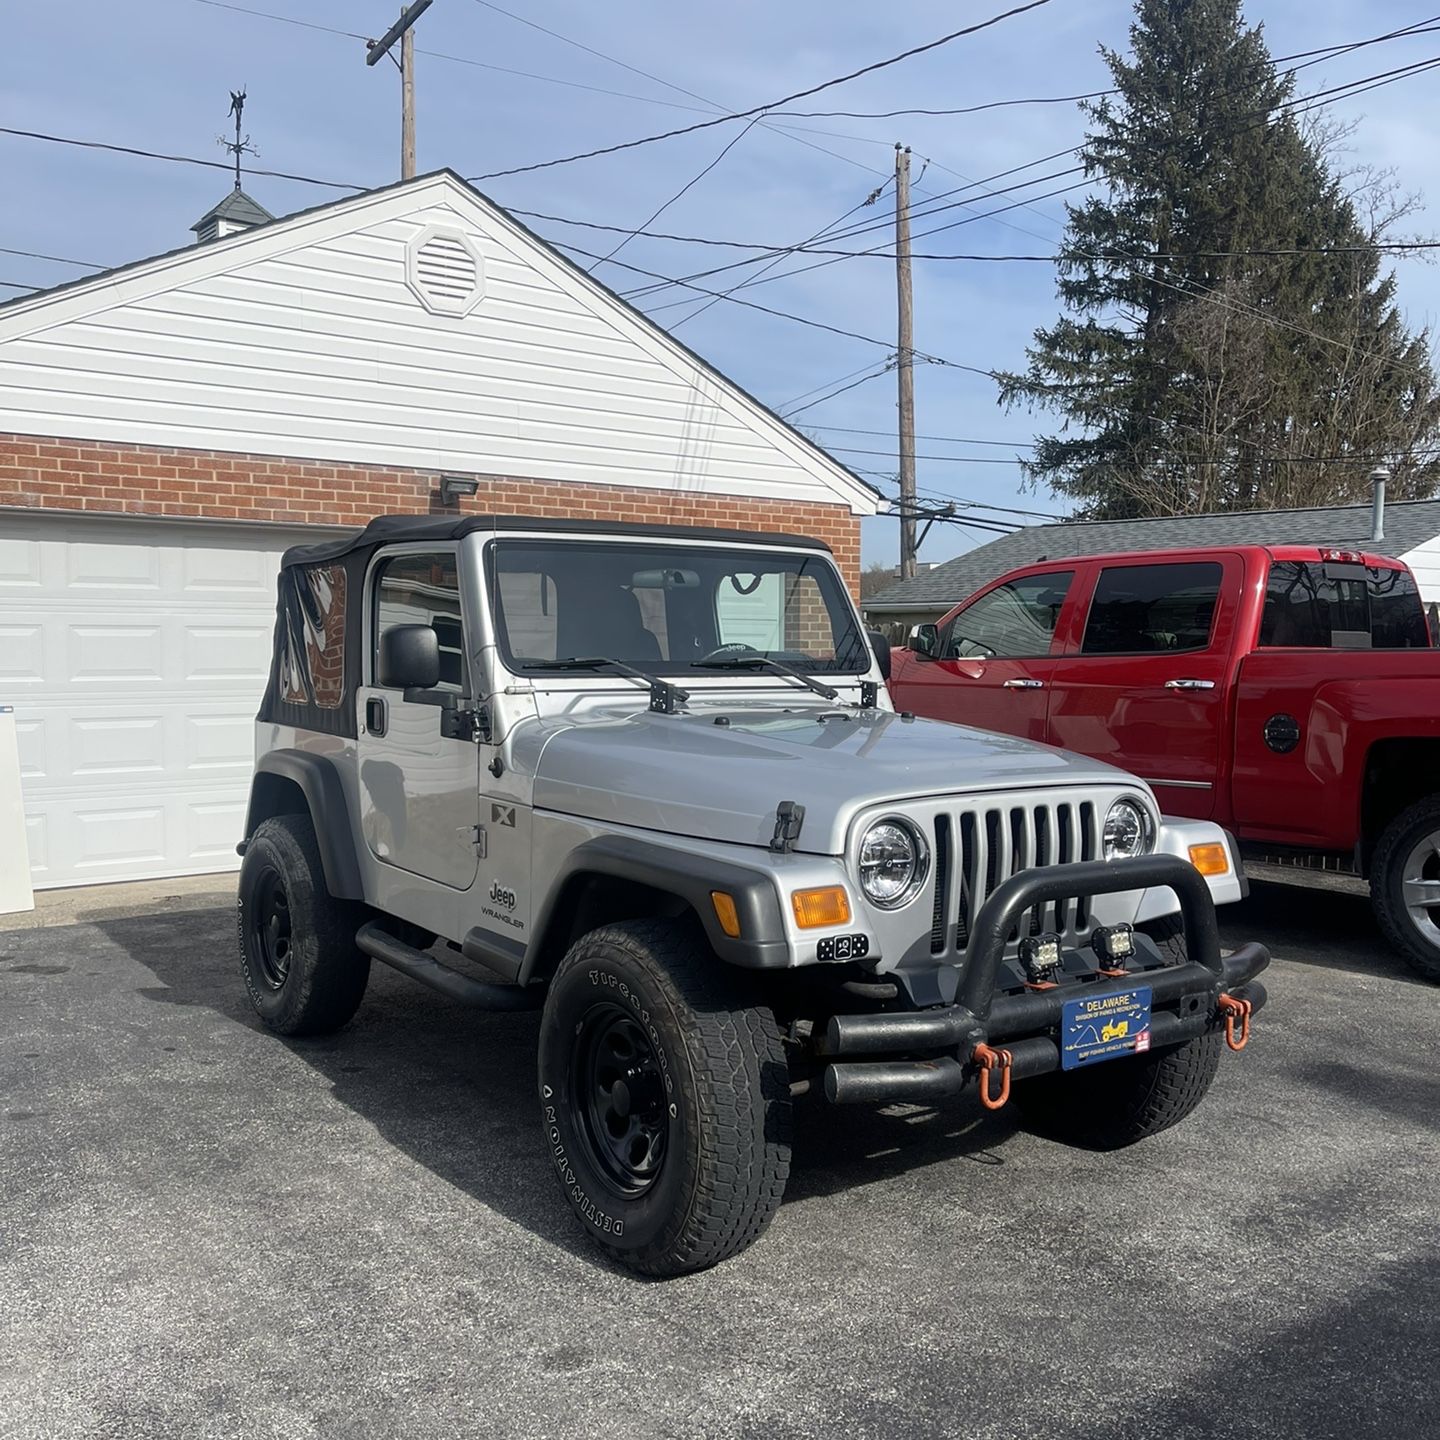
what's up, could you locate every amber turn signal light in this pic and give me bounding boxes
[711,891,742,939]
[1188,842,1230,877]
[790,886,851,929]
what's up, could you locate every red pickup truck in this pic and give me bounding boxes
[888,544,1440,980]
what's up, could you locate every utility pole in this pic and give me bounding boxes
[366,0,434,181]
[895,143,918,580]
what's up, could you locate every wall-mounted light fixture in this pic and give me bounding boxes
[438,475,479,506]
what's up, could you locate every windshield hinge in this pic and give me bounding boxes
[860,680,879,709]
[769,800,806,854]
[649,679,686,715]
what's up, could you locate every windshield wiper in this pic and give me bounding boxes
[692,651,841,702]
[529,656,690,714]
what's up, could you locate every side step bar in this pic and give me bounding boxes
[356,921,542,1011]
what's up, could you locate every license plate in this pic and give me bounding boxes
[1060,986,1153,1070]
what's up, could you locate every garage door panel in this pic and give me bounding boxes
[72,804,168,871]
[1,624,44,683]
[15,717,47,781]
[69,715,166,777]
[23,812,49,879]
[183,713,256,773]
[66,541,163,590]
[1,514,336,888]
[68,624,165,682]
[186,798,248,862]
[0,536,41,586]
[184,624,272,682]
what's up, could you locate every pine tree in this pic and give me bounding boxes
[998,0,1440,517]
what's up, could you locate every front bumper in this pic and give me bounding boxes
[818,854,1270,1105]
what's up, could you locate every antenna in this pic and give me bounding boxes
[219,89,259,191]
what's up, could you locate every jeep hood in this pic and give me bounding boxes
[527,705,1138,854]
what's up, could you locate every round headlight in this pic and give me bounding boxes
[1103,797,1156,861]
[858,818,929,908]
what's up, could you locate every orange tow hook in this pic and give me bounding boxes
[972,1043,1013,1111]
[1217,993,1253,1052]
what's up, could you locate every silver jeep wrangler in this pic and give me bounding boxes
[237,514,1269,1276]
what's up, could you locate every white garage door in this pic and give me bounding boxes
[0,514,335,889]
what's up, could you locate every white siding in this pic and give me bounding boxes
[0,176,874,514]
[1400,537,1440,605]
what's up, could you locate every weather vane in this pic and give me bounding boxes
[218,89,258,191]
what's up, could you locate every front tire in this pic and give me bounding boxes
[1015,1030,1223,1150]
[537,920,792,1277]
[1371,796,1440,983]
[237,814,370,1035]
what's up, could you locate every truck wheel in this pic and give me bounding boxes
[1138,914,1187,966]
[1014,1030,1223,1150]
[237,815,370,1036]
[537,919,792,1277]
[1371,797,1440,983]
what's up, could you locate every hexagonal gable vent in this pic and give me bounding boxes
[406,225,485,317]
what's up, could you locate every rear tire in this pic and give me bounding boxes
[1015,1029,1223,1150]
[537,919,791,1277]
[238,814,369,1036]
[1370,796,1440,983]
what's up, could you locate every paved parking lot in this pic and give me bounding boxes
[2,880,1437,1439]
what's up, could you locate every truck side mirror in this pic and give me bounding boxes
[378,624,441,690]
[909,623,939,659]
[866,628,892,681]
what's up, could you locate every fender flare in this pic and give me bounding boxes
[243,750,364,900]
[526,834,791,979]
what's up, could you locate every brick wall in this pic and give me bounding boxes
[0,432,861,593]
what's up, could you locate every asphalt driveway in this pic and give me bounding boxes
[2,881,1437,1439]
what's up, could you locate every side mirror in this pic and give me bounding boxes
[378,624,440,690]
[909,623,939,659]
[866,628,892,681]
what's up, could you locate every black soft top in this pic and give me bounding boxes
[281,512,833,569]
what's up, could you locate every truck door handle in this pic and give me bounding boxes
[365,697,387,735]
[1003,678,1045,689]
[1164,678,1216,691]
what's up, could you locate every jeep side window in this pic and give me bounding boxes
[373,551,468,692]
[1080,563,1221,654]
[941,571,1074,659]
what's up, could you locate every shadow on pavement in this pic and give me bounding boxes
[1219,879,1429,987]
[105,906,1023,1262]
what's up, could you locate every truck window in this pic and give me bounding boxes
[940,572,1073,659]
[1260,561,1429,649]
[373,551,468,691]
[1081,562,1222,655]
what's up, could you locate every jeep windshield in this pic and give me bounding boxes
[486,539,868,676]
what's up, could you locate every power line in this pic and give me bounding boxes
[466,1,1055,181]
[0,244,108,270]
[769,16,1440,118]
[781,363,896,418]
[587,116,761,272]
[0,125,361,192]
[812,424,1039,447]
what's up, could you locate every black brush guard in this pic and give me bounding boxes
[821,854,1270,1105]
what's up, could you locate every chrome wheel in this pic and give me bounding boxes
[1400,827,1440,950]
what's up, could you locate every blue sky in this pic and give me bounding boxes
[5,1,1438,568]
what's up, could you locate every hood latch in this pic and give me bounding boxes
[769,799,806,853]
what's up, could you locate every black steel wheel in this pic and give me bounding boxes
[573,1005,670,1197]
[250,866,294,990]
[237,814,369,1036]
[537,919,791,1277]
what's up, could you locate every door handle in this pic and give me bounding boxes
[365,696,388,735]
[1003,678,1045,689]
[1164,678,1216,691]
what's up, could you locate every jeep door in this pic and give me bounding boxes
[357,546,480,890]
[899,569,1074,743]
